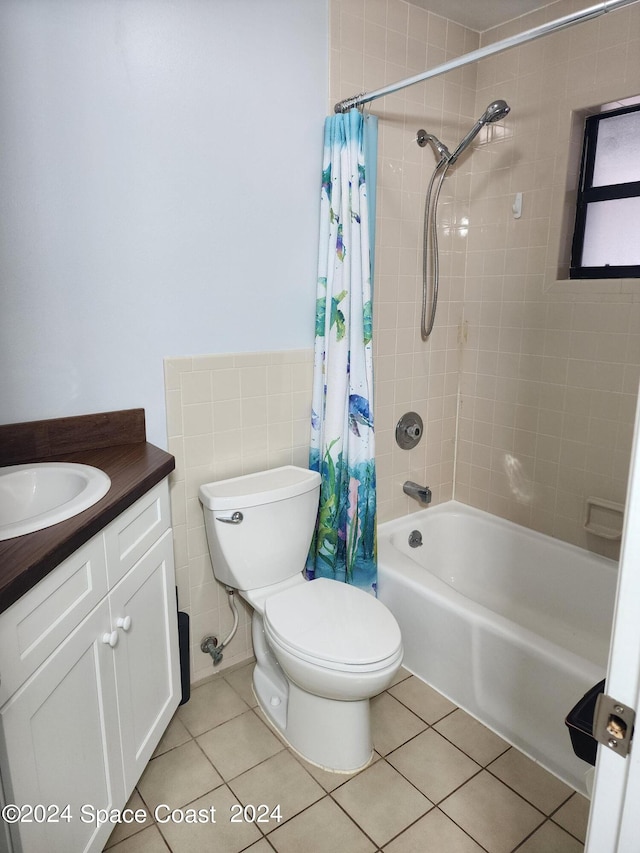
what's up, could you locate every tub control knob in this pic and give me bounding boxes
[395,412,424,450]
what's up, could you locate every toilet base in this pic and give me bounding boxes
[251,613,373,773]
[255,675,374,774]
[286,681,374,772]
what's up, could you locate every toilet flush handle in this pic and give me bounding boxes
[216,511,244,524]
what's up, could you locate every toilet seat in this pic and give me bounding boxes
[263,577,402,673]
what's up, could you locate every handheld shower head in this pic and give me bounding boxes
[481,99,511,124]
[449,98,511,163]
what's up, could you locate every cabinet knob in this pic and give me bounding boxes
[102,631,119,648]
[116,615,132,632]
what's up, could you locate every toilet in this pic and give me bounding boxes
[199,465,403,773]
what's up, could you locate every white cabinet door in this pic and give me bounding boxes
[109,529,181,792]
[0,602,124,853]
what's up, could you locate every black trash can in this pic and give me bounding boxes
[565,679,606,766]
[175,588,190,705]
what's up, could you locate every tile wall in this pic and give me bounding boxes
[164,351,313,681]
[457,0,640,557]
[333,0,640,557]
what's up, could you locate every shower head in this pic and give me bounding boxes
[449,98,510,164]
[481,99,511,124]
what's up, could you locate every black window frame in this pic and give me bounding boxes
[570,102,640,280]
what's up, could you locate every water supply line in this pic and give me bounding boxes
[201,587,239,667]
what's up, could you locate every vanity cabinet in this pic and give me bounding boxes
[0,480,180,853]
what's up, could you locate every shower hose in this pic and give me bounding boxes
[421,156,451,341]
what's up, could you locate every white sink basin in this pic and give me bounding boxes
[0,462,111,541]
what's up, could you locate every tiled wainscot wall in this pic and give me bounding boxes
[164,350,313,683]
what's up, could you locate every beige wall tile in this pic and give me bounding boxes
[164,350,313,681]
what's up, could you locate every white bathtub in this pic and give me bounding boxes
[377,500,618,795]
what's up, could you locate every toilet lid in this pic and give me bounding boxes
[264,578,402,667]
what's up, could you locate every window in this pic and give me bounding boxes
[570,102,640,279]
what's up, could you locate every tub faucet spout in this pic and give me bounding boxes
[403,481,432,505]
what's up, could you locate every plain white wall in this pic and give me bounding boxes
[0,0,327,447]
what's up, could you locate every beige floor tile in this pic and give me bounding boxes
[389,675,457,724]
[151,713,192,758]
[552,793,590,843]
[383,808,485,853]
[388,729,481,803]
[267,796,376,853]
[223,662,258,707]
[137,740,223,813]
[156,784,262,853]
[370,692,427,755]
[434,707,510,766]
[332,759,432,847]
[517,819,584,852]
[177,678,249,736]
[105,825,168,853]
[104,790,152,848]
[488,748,574,814]
[440,770,545,853]
[228,750,324,831]
[196,709,284,780]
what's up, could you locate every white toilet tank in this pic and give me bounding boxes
[199,466,321,591]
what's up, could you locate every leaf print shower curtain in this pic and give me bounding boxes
[306,109,378,594]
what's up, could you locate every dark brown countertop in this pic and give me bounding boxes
[0,411,175,614]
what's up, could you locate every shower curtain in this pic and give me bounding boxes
[306,109,378,594]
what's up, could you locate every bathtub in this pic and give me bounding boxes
[377,500,618,795]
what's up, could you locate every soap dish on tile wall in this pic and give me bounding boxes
[583,497,624,541]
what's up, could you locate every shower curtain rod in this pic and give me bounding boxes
[334,0,640,113]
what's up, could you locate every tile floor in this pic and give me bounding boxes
[104,663,590,853]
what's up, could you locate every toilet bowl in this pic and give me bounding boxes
[263,577,403,701]
[199,465,403,772]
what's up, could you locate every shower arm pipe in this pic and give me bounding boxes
[334,0,639,113]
